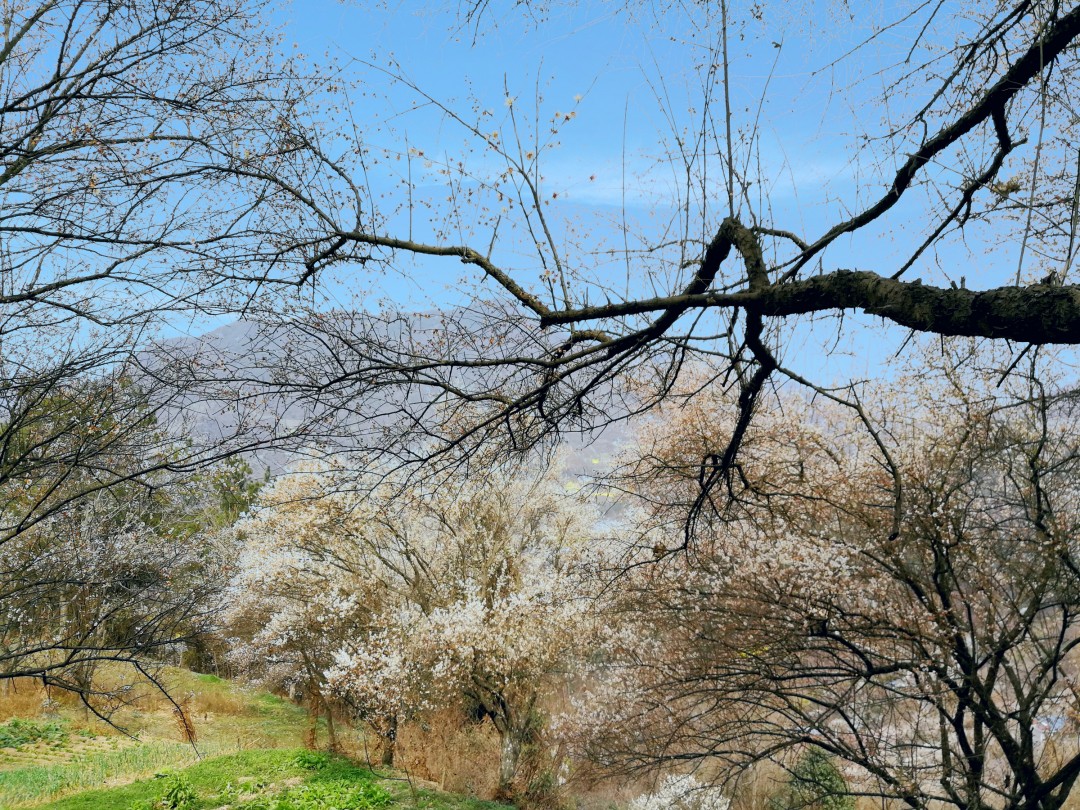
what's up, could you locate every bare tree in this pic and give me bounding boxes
[0,0,365,695]
[0,0,375,507]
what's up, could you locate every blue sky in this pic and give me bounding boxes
[237,0,1058,386]
[276,0,873,278]
[275,0,993,264]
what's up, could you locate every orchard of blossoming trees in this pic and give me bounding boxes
[567,346,1080,810]
[199,344,1080,810]
[7,0,1080,808]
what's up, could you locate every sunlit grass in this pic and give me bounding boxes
[0,666,315,808]
[0,667,505,809]
[0,740,220,807]
[17,748,510,810]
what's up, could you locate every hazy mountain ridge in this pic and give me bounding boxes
[151,317,631,482]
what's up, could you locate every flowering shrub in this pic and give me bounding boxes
[628,774,729,810]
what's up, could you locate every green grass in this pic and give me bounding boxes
[0,667,317,808]
[0,740,226,807]
[17,749,510,810]
[0,721,67,750]
[0,669,509,810]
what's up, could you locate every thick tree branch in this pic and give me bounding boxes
[542,273,1080,345]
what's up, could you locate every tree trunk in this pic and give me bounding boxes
[496,730,522,801]
[306,684,322,749]
[324,701,338,752]
[380,714,397,767]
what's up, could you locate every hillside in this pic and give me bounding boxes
[0,669,507,810]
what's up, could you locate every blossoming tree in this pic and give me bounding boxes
[330,469,608,798]
[223,467,378,750]
[228,462,609,796]
[571,350,1080,810]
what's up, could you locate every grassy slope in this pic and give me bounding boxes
[0,669,311,808]
[29,749,508,810]
[0,668,508,810]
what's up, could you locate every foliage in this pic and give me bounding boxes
[770,750,854,810]
[130,774,197,810]
[203,458,269,533]
[127,768,391,810]
[294,750,332,770]
[228,778,392,810]
[0,718,67,749]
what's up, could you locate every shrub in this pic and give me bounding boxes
[294,749,332,770]
[0,718,67,748]
[629,774,729,810]
[130,773,197,810]
[770,749,855,810]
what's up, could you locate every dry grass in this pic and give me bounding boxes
[191,686,247,717]
[366,705,656,808]
[393,710,501,800]
[0,679,50,723]
[172,699,198,745]
[728,761,788,810]
[388,710,642,808]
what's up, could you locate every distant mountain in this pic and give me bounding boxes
[144,317,633,483]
